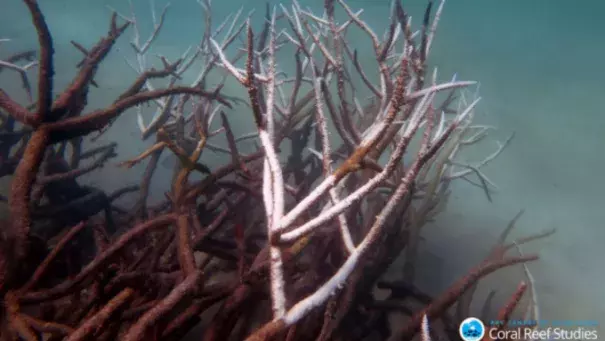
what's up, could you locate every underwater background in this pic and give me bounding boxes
[1,0,604,334]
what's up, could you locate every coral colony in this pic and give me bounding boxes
[0,0,554,340]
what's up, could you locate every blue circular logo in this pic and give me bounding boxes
[459,317,485,341]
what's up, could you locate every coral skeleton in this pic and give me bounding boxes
[0,0,552,340]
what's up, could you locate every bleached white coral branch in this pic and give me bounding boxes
[421,314,433,341]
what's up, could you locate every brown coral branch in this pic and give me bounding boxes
[46,87,230,142]
[176,214,197,276]
[20,221,86,292]
[245,319,287,341]
[497,281,528,326]
[19,313,74,336]
[65,287,135,341]
[122,271,202,341]
[22,0,54,123]
[4,291,36,340]
[389,255,538,341]
[50,12,130,122]
[9,128,49,259]
[244,23,265,130]
[37,143,116,185]
[0,90,37,125]
[19,214,177,303]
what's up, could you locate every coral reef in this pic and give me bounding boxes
[0,0,553,340]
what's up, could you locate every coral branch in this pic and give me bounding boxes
[22,0,54,123]
[123,271,202,341]
[389,255,538,341]
[0,1,552,340]
[65,287,134,341]
[9,128,49,258]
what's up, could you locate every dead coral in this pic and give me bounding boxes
[0,0,551,340]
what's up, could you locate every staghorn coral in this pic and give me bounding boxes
[0,0,553,340]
